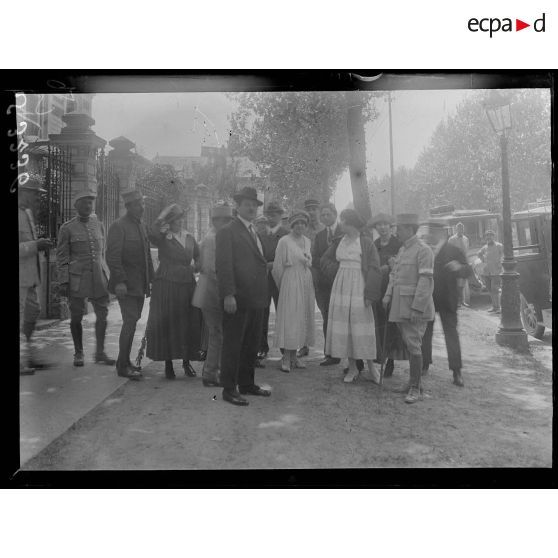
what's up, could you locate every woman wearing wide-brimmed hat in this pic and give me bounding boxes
[272,210,316,372]
[367,213,407,376]
[146,203,200,379]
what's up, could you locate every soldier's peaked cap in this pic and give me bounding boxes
[73,190,97,206]
[121,189,145,204]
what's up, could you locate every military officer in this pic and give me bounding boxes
[57,191,116,367]
[19,175,53,375]
[382,213,434,404]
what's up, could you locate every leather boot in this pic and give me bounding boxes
[94,320,115,365]
[452,369,464,387]
[70,320,84,367]
[383,359,394,377]
[165,360,176,379]
[405,354,423,404]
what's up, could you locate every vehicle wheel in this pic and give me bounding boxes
[520,293,545,339]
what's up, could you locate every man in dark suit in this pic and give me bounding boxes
[312,202,342,366]
[256,200,289,364]
[215,186,271,406]
[420,222,472,387]
[106,190,154,380]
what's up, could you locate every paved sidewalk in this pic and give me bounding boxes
[19,300,149,466]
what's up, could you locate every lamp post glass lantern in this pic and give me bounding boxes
[484,92,529,352]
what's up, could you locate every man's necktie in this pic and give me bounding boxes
[327,227,332,244]
[250,225,262,255]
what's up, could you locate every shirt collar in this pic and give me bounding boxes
[237,214,255,230]
[126,212,142,224]
[269,223,282,234]
[404,234,419,248]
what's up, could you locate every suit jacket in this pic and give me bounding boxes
[192,227,220,311]
[264,225,290,262]
[312,223,342,290]
[148,224,199,284]
[106,213,154,297]
[433,241,472,312]
[385,235,434,322]
[18,206,41,288]
[215,217,268,309]
[56,215,110,299]
[320,234,382,303]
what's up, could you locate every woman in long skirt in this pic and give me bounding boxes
[146,203,200,379]
[272,210,315,372]
[322,209,382,383]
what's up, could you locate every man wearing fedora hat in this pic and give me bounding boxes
[383,213,434,404]
[257,200,289,364]
[192,203,234,387]
[106,189,154,380]
[57,190,115,367]
[18,175,53,375]
[215,186,271,406]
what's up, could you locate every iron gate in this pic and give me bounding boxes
[96,150,120,230]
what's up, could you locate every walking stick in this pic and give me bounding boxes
[379,302,390,387]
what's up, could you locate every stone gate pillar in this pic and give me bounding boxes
[108,136,137,216]
[49,113,106,203]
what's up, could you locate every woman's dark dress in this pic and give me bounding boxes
[146,226,200,361]
[374,235,408,361]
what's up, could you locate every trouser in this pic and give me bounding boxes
[69,294,110,355]
[484,275,501,310]
[315,284,332,355]
[397,320,428,388]
[202,307,223,382]
[260,275,279,354]
[457,279,470,305]
[19,285,41,367]
[422,309,462,373]
[116,295,145,371]
[221,307,264,393]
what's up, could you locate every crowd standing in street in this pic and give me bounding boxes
[215,186,272,406]
[321,209,382,384]
[367,213,407,378]
[448,222,470,307]
[477,230,504,314]
[420,222,472,387]
[18,175,53,375]
[312,203,342,367]
[106,190,154,381]
[272,210,316,372]
[383,213,435,404]
[192,204,234,387]
[145,203,200,379]
[56,191,115,367]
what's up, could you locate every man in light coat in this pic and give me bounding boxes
[383,213,434,404]
[19,176,53,375]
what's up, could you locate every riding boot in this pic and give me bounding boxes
[94,319,115,364]
[405,354,423,404]
[70,320,84,366]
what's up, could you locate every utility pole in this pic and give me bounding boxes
[345,90,372,222]
[387,91,395,215]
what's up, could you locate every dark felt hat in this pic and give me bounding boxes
[211,204,234,220]
[157,203,185,223]
[369,212,394,227]
[264,200,285,215]
[233,186,263,206]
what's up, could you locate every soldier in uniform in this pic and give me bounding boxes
[18,175,53,375]
[382,213,434,404]
[106,190,154,380]
[56,191,116,367]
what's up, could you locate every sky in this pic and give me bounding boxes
[91,89,471,209]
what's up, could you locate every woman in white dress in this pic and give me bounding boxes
[272,211,316,372]
[321,209,382,383]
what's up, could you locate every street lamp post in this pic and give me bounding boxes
[484,92,529,352]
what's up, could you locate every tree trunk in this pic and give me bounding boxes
[345,91,372,223]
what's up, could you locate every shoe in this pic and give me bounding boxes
[165,362,176,380]
[493,309,501,314]
[73,352,84,367]
[297,346,309,358]
[293,358,306,369]
[421,364,430,376]
[356,359,364,372]
[202,378,221,387]
[405,386,421,404]
[487,308,497,313]
[462,302,470,308]
[20,366,35,376]
[452,370,464,387]
[117,366,142,381]
[344,369,359,383]
[320,356,340,366]
[361,367,380,384]
[256,351,268,360]
[95,352,116,366]
[222,390,249,406]
[197,350,207,362]
[28,359,51,370]
[127,361,141,372]
[183,362,197,377]
[280,356,291,373]
[239,384,271,397]
[383,359,394,378]
[392,382,424,394]
[254,359,266,369]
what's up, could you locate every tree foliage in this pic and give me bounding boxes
[382,89,551,216]
[228,91,377,210]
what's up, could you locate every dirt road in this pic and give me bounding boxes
[24,306,552,469]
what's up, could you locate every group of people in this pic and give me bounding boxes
[19,178,482,406]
